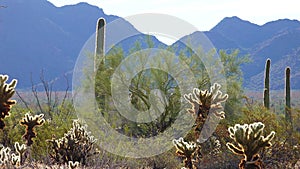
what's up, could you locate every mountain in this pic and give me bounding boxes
[1,1,300,90]
[0,0,164,89]
[179,16,300,90]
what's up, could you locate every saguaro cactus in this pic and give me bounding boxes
[226,122,275,169]
[20,113,45,146]
[263,59,270,109]
[95,18,106,109]
[94,17,106,72]
[0,75,17,129]
[285,67,292,124]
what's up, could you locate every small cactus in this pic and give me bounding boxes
[0,75,17,129]
[226,122,275,169]
[0,147,10,165]
[68,161,80,169]
[48,120,99,165]
[14,142,26,165]
[184,83,228,139]
[173,137,197,169]
[10,153,20,166]
[20,113,45,146]
[263,59,270,109]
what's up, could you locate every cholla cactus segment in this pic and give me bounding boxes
[173,137,197,169]
[68,161,80,169]
[0,75,17,129]
[0,147,11,164]
[14,142,26,155]
[184,83,228,120]
[20,113,45,146]
[10,153,20,166]
[226,122,275,169]
[48,120,99,165]
[14,142,26,165]
[184,83,228,140]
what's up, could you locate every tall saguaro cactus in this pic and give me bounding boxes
[94,17,106,72]
[263,59,270,109]
[94,18,106,109]
[285,67,291,123]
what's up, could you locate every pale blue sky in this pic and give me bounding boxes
[48,0,300,44]
[48,0,300,31]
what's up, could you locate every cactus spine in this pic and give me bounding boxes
[263,59,270,109]
[285,67,291,123]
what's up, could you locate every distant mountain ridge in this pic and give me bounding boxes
[0,0,164,89]
[205,16,300,90]
[1,1,300,90]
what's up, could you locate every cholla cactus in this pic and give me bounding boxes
[20,113,45,146]
[0,75,17,129]
[68,161,80,169]
[10,153,20,166]
[184,83,228,139]
[0,147,11,165]
[48,120,99,165]
[226,122,275,169]
[0,142,27,167]
[14,142,26,165]
[173,137,198,169]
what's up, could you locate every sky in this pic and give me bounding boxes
[48,0,300,44]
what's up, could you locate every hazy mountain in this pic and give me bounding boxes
[0,0,164,89]
[1,1,299,90]
[180,16,300,90]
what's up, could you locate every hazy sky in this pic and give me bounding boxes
[48,0,300,31]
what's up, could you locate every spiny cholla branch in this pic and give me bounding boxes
[173,137,198,169]
[48,120,99,166]
[0,75,17,129]
[184,83,228,136]
[20,113,45,146]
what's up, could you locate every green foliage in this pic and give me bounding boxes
[219,49,250,118]
[0,75,17,129]
[48,120,99,166]
[226,122,275,169]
